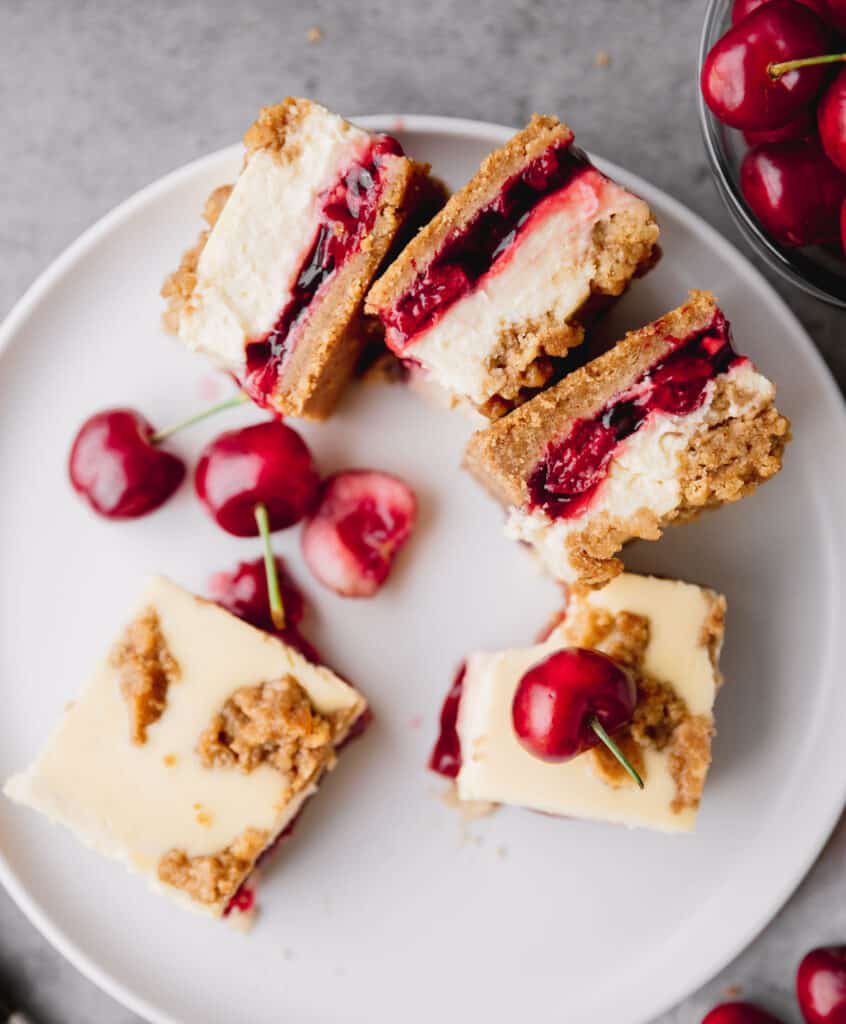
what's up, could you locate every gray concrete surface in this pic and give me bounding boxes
[1,1,843,1021]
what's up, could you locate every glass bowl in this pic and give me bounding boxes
[698,0,846,307]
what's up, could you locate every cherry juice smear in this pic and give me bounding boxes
[244,135,403,405]
[528,312,742,520]
[429,663,466,778]
[382,134,591,348]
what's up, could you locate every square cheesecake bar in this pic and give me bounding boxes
[430,573,726,833]
[4,576,367,919]
[465,290,790,588]
[366,114,660,417]
[162,98,439,420]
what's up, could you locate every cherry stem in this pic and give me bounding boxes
[589,716,644,789]
[254,502,286,630]
[768,52,846,78]
[151,392,249,444]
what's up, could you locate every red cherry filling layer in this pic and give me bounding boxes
[379,133,596,350]
[428,663,467,779]
[527,311,742,520]
[243,135,403,406]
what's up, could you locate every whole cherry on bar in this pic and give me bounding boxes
[68,392,248,520]
[511,648,643,788]
[196,420,320,627]
[797,946,846,1023]
[701,1003,785,1024]
[701,1,833,131]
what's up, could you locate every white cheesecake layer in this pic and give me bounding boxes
[4,576,364,916]
[179,102,371,375]
[505,361,774,583]
[397,170,650,407]
[455,573,722,833]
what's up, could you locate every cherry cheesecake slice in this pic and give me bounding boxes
[464,290,790,588]
[162,99,440,420]
[366,114,660,417]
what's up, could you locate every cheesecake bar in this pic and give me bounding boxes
[4,576,367,919]
[430,573,726,833]
[465,291,790,587]
[365,114,660,417]
[162,98,438,420]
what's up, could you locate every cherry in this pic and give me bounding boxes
[740,139,846,244]
[69,409,185,519]
[511,648,642,786]
[819,67,846,170]
[701,1003,785,1024]
[702,1,831,131]
[195,421,320,537]
[797,946,846,1023]
[743,107,816,143]
[301,470,417,598]
[732,0,830,23]
[208,557,322,663]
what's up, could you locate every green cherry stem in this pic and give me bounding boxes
[150,392,249,444]
[768,52,846,79]
[589,716,644,789]
[254,502,286,630]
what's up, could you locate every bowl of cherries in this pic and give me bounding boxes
[699,0,846,306]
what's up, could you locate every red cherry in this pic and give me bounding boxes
[797,946,846,1023]
[69,409,185,519]
[702,0,831,130]
[208,557,321,663]
[741,139,846,244]
[195,421,320,537]
[743,107,816,142]
[819,67,846,171]
[511,648,636,762]
[826,0,846,31]
[701,1003,785,1024]
[301,470,417,597]
[732,0,830,23]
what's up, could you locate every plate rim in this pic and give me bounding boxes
[1,112,844,1024]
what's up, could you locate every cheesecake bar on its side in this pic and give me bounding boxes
[430,573,726,833]
[366,114,660,417]
[162,99,440,420]
[465,290,790,588]
[4,576,367,919]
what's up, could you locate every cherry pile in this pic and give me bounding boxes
[702,0,846,254]
[703,944,846,1022]
[68,396,418,607]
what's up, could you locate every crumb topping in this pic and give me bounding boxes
[160,184,232,334]
[198,677,336,802]
[158,827,269,907]
[111,607,180,745]
[243,99,310,157]
[562,603,714,809]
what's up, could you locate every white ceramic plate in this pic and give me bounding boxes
[1,115,844,1024]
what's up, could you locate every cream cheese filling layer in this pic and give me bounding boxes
[455,574,721,833]
[179,105,370,375]
[4,576,363,915]
[504,361,775,583]
[402,171,650,407]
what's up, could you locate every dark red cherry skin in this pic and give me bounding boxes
[819,67,846,172]
[732,0,830,23]
[741,139,846,244]
[702,1,831,131]
[69,409,185,519]
[208,557,322,663]
[511,648,636,762]
[701,1002,785,1024]
[195,420,320,537]
[797,946,846,1023]
[743,107,816,143]
[826,0,846,31]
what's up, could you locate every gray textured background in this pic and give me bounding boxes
[1,1,844,1022]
